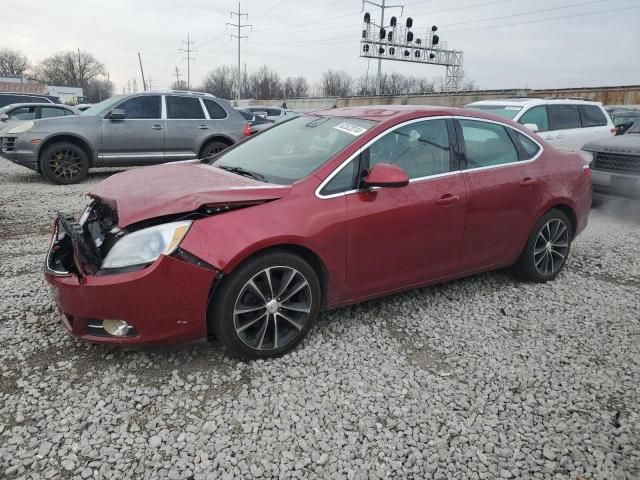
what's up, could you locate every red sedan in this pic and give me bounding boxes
[45,106,592,358]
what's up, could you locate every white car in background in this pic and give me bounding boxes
[466,98,616,151]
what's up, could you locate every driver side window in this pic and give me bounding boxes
[368,119,451,179]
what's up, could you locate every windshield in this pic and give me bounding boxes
[79,95,125,116]
[212,115,376,184]
[0,105,11,115]
[466,105,523,119]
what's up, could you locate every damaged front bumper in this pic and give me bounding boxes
[44,216,220,346]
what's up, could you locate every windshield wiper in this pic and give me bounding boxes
[217,165,268,182]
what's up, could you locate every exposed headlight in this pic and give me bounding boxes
[578,149,594,165]
[101,220,192,269]
[6,121,35,134]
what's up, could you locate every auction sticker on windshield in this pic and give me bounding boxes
[334,122,368,136]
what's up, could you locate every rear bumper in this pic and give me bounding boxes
[44,221,218,346]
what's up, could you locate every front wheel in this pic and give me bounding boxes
[39,142,89,185]
[209,251,321,359]
[514,209,573,282]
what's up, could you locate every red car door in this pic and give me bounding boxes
[456,118,543,270]
[342,118,467,300]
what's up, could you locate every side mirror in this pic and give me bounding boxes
[363,163,409,188]
[108,108,126,120]
[523,123,539,133]
[0,113,9,121]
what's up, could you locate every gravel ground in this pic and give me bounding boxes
[0,159,639,480]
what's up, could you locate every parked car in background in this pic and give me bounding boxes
[45,106,591,358]
[0,92,61,108]
[0,90,246,184]
[582,122,640,201]
[465,98,615,151]
[236,108,275,134]
[0,103,78,132]
[607,107,640,135]
[246,106,288,122]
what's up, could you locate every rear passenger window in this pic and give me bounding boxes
[459,120,519,168]
[579,105,607,127]
[166,96,205,119]
[40,107,66,119]
[203,99,227,119]
[548,105,581,131]
[116,96,161,119]
[513,131,540,160]
[518,106,549,132]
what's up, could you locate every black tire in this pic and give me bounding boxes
[200,140,230,160]
[39,142,89,185]
[209,250,321,359]
[514,209,573,283]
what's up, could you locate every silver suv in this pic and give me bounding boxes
[0,91,246,184]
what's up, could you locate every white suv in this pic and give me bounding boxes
[465,98,615,151]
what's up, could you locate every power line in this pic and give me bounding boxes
[179,34,196,89]
[446,4,639,33]
[227,2,252,100]
[440,0,604,27]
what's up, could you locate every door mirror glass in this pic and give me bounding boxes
[0,113,8,121]
[108,108,126,120]
[363,163,409,188]
[523,123,539,133]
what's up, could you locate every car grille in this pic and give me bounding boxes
[1,136,16,152]
[593,152,640,176]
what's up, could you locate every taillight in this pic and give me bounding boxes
[610,127,617,135]
[583,164,591,177]
[243,123,252,137]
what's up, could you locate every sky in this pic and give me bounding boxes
[3,0,639,94]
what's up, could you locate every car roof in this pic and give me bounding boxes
[2,102,72,108]
[467,97,603,107]
[310,105,472,121]
[140,90,217,98]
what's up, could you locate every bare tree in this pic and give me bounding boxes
[284,77,309,98]
[83,78,114,103]
[34,50,106,88]
[318,70,352,97]
[0,48,29,77]
[248,66,283,100]
[171,79,189,90]
[200,66,235,99]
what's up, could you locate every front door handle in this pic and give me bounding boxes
[519,177,538,187]
[152,124,163,130]
[198,125,209,130]
[436,194,460,206]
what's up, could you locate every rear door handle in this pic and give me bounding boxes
[198,125,209,130]
[519,177,538,187]
[436,194,460,206]
[152,124,163,130]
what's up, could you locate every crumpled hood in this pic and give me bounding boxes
[88,161,290,227]
[584,134,640,156]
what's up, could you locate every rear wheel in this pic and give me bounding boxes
[209,250,321,359]
[514,209,572,282]
[200,140,230,160]
[40,142,89,185]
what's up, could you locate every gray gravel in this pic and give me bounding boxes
[1,159,639,480]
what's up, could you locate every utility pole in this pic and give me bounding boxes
[138,52,147,91]
[227,3,252,101]
[146,78,155,90]
[179,34,196,90]
[362,0,403,95]
[174,66,181,88]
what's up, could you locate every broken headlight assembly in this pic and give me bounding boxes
[101,220,192,270]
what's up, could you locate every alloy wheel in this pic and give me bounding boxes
[533,219,569,276]
[48,148,83,181]
[233,266,313,351]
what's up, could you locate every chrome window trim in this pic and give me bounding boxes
[315,116,453,200]
[453,115,544,171]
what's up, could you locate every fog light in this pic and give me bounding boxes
[103,319,131,337]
